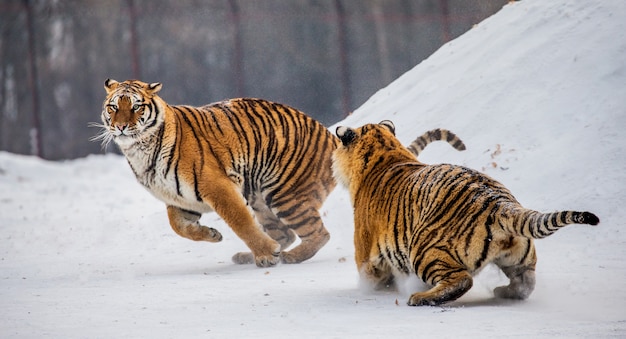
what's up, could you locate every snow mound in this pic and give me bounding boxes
[1,0,625,337]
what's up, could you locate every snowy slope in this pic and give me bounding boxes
[1,0,625,337]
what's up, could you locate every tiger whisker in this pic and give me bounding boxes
[88,121,114,149]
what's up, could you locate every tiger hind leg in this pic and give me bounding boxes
[232,229,298,264]
[280,210,330,264]
[493,265,536,300]
[493,237,537,300]
[232,206,297,265]
[408,270,473,306]
[254,203,298,250]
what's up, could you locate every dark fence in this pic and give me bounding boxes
[0,0,506,159]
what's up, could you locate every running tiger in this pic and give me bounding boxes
[332,120,599,306]
[93,79,464,268]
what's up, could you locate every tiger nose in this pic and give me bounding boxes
[115,123,127,132]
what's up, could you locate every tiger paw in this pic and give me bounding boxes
[407,294,440,307]
[232,249,281,267]
[280,251,300,264]
[254,252,281,268]
[493,284,532,300]
[199,226,223,242]
[253,241,281,267]
[232,252,255,265]
[232,239,280,267]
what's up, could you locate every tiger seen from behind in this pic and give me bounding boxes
[332,120,599,306]
[93,79,465,268]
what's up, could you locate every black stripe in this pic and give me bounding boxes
[420,166,467,222]
[178,106,205,151]
[181,208,202,218]
[205,106,225,136]
[548,213,559,231]
[146,123,165,176]
[516,238,530,265]
[474,213,494,269]
[453,140,465,150]
[422,258,442,283]
[144,101,159,129]
[431,129,442,141]
[191,162,202,202]
[560,211,568,224]
[174,161,182,197]
[536,214,550,238]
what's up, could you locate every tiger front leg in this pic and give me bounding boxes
[204,179,281,268]
[360,259,396,291]
[167,205,223,242]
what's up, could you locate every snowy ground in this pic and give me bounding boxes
[2,0,625,337]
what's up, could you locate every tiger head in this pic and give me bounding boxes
[92,79,164,148]
[332,120,415,190]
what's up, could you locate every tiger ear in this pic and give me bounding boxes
[336,126,357,146]
[146,82,162,95]
[379,120,395,134]
[104,79,119,93]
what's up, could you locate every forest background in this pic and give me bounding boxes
[0,0,505,159]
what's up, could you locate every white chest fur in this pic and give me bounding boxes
[117,137,213,214]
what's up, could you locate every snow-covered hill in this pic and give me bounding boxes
[1,0,624,337]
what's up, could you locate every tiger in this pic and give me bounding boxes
[331,120,599,306]
[92,79,465,268]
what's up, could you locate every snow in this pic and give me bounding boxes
[2,0,625,337]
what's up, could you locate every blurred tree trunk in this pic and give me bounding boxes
[372,0,392,85]
[0,0,508,159]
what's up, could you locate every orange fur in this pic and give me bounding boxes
[98,79,337,267]
[94,79,467,268]
[333,120,599,306]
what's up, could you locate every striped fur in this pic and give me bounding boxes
[407,128,466,157]
[332,120,599,306]
[96,79,338,267]
[93,80,465,268]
